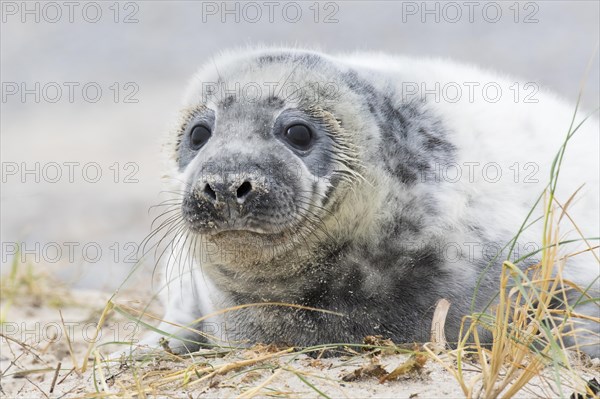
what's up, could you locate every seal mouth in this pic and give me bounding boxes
[184,212,310,249]
[208,229,288,243]
[186,218,296,239]
[203,226,281,237]
[196,226,301,254]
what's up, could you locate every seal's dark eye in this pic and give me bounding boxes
[190,125,211,150]
[284,124,313,150]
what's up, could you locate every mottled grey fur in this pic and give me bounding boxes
[144,48,599,357]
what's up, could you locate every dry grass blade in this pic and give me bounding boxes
[430,298,451,352]
[49,362,61,393]
[59,310,80,373]
[237,368,283,399]
[82,301,115,372]
[93,350,112,395]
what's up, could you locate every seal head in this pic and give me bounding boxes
[173,51,371,272]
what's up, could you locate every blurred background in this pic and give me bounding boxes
[1,1,599,291]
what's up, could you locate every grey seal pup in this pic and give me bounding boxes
[141,47,599,357]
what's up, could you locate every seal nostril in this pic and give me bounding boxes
[236,181,252,199]
[203,183,217,201]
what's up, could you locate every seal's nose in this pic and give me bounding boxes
[201,180,254,204]
[235,181,253,202]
